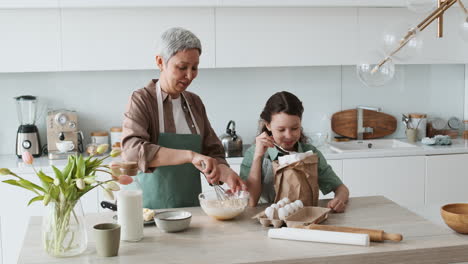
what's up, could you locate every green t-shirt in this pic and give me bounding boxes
[240,142,342,203]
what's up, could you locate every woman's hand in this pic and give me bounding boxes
[191,153,220,184]
[254,132,274,159]
[218,164,247,193]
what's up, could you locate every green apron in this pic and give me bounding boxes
[137,81,202,209]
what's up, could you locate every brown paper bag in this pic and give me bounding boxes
[272,154,319,206]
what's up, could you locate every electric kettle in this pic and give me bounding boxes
[220,120,243,157]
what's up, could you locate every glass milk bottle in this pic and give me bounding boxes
[117,176,143,241]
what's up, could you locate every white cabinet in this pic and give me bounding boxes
[215,7,359,68]
[61,7,215,71]
[426,154,468,205]
[0,216,2,264]
[0,171,98,264]
[0,173,44,264]
[342,156,425,207]
[0,9,61,72]
[0,0,58,8]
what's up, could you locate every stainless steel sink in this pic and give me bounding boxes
[329,139,418,153]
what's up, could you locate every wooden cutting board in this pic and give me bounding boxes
[331,109,397,139]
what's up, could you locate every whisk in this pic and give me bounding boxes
[200,161,229,200]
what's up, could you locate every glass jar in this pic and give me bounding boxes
[42,200,87,257]
[110,127,123,149]
[463,120,468,140]
[408,113,427,141]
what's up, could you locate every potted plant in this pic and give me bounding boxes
[0,144,133,257]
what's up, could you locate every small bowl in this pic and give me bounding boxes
[199,190,249,220]
[441,203,468,234]
[154,211,191,233]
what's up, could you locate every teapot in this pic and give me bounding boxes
[220,120,243,157]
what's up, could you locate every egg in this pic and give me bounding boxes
[290,202,299,212]
[281,197,290,204]
[284,204,294,215]
[294,200,304,208]
[277,200,286,207]
[265,206,274,220]
[278,208,288,220]
[271,203,279,210]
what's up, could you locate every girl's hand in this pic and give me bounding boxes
[192,153,219,184]
[327,197,347,213]
[254,132,275,159]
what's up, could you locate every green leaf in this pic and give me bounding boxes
[66,185,77,201]
[37,171,53,183]
[52,165,64,184]
[27,195,44,206]
[37,170,53,191]
[49,186,59,201]
[62,156,74,177]
[65,158,77,183]
[3,179,22,188]
[18,179,45,193]
[76,155,85,179]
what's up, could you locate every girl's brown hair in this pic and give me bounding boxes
[259,91,308,143]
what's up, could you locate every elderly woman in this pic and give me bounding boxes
[122,27,245,209]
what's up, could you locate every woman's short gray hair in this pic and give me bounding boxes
[157,27,202,63]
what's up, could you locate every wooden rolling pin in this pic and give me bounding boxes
[295,224,403,242]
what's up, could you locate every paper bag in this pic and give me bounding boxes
[272,154,319,206]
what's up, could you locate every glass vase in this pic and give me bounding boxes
[42,199,88,257]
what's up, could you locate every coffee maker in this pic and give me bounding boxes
[46,109,83,160]
[15,95,41,158]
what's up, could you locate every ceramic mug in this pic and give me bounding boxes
[406,128,417,143]
[56,141,75,153]
[93,223,121,257]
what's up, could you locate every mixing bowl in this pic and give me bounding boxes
[441,203,468,234]
[199,190,249,220]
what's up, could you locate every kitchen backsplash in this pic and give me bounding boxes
[0,64,465,155]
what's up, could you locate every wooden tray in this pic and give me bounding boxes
[331,109,397,139]
[252,206,331,228]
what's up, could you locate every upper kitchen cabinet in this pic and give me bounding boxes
[218,0,407,7]
[59,0,217,8]
[0,0,58,8]
[60,8,215,71]
[215,8,359,68]
[0,9,60,72]
[357,8,468,65]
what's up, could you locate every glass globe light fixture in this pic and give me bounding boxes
[406,0,437,13]
[382,26,423,62]
[459,14,468,42]
[356,57,395,87]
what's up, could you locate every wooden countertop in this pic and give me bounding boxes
[18,196,468,264]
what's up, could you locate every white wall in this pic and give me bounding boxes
[0,64,465,155]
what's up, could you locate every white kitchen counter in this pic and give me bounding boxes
[318,138,468,160]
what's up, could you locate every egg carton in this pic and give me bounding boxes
[252,206,331,228]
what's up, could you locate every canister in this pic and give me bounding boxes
[463,120,468,140]
[408,113,427,141]
[91,131,109,146]
[110,127,123,148]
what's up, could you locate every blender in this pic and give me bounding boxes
[15,95,41,158]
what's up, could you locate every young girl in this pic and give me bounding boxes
[240,91,349,212]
